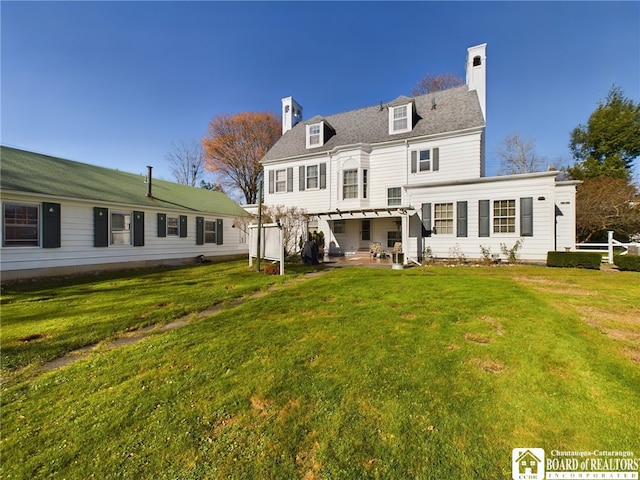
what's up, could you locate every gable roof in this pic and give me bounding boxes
[263,85,484,163]
[0,146,248,217]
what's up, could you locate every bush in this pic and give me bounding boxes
[614,255,640,272]
[547,251,602,270]
[263,262,280,275]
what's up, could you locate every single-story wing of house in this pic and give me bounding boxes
[1,146,250,281]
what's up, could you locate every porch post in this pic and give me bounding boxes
[608,230,614,264]
[402,213,409,264]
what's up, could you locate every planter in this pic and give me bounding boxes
[392,252,404,270]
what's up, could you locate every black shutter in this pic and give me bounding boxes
[216,219,223,245]
[456,201,468,237]
[421,203,432,237]
[433,148,440,171]
[157,213,166,237]
[411,151,417,173]
[179,215,188,237]
[520,197,534,237]
[133,211,144,247]
[320,163,326,189]
[268,170,274,194]
[42,202,61,248]
[299,166,305,191]
[196,216,204,245]
[94,207,109,247]
[286,167,293,192]
[479,200,490,237]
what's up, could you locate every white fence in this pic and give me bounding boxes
[248,223,285,275]
[575,231,637,264]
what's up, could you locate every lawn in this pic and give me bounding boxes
[1,262,639,479]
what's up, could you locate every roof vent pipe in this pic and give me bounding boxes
[146,166,153,197]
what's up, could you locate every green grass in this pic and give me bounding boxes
[1,263,639,479]
[1,261,312,377]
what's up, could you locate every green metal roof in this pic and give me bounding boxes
[1,146,249,217]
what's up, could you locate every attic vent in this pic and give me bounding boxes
[473,55,482,67]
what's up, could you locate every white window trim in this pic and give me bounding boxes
[418,150,431,172]
[110,211,132,246]
[275,169,287,193]
[204,219,217,244]
[433,202,454,235]
[389,103,412,134]
[342,169,358,199]
[387,187,402,206]
[492,199,517,235]
[167,215,179,236]
[306,164,319,190]
[306,122,323,148]
[2,202,40,247]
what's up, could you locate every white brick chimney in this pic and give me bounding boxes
[281,96,303,134]
[466,44,487,121]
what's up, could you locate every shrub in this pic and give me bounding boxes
[500,239,523,264]
[547,251,601,270]
[263,262,280,275]
[614,255,640,272]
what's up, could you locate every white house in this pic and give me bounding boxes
[261,44,578,263]
[0,147,250,281]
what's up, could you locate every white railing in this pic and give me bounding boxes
[575,231,636,264]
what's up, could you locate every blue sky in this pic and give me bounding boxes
[2,1,638,193]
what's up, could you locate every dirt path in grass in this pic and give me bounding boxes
[38,271,327,374]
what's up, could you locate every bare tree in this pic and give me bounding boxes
[496,132,546,175]
[166,140,206,186]
[411,73,464,96]
[261,204,308,256]
[576,176,640,242]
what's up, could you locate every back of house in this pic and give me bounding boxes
[261,44,578,262]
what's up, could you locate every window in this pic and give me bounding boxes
[387,187,402,206]
[167,216,179,236]
[3,203,39,246]
[493,200,516,233]
[275,169,287,192]
[419,150,430,171]
[205,220,216,243]
[307,165,318,189]
[362,169,368,199]
[411,148,439,173]
[308,124,321,146]
[333,219,345,234]
[343,169,358,199]
[392,105,408,131]
[387,230,401,248]
[434,203,454,234]
[111,212,131,245]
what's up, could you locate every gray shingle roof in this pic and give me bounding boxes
[263,85,484,163]
[1,146,249,217]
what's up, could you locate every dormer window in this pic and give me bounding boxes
[389,103,412,134]
[305,119,335,149]
[308,124,321,146]
[394,106,407,130]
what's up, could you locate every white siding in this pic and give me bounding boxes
[406,174,568,262]
[1,193,248,279]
